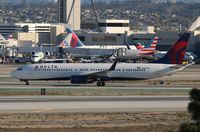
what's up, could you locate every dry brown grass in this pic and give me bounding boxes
[0,112,190,132]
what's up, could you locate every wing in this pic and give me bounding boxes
[82,60,117,78]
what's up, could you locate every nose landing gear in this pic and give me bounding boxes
[25,81,29,85]
[20,80,30,85]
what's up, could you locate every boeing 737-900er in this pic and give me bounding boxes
[11,33,193,86]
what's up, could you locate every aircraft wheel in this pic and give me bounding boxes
[97,81,102,87]
[102,81,105,86]
[25,81,29,85]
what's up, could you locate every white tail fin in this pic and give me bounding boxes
[65,28,85,48]
[59,33,72,48]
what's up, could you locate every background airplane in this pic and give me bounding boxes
[154,51,196,63]
[31,33,75,63]
[134,35,158,50]
[11,33,193,86]
[134,34,195,63]
[114,35,158,60]
[31,51,45,63]
[63,28,137,49]
[65,28,158,60]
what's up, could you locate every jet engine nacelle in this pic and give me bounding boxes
[45,51,51,57]
[70,75,89,84]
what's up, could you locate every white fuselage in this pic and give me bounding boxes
[114,49,153,60]
[78,45,137,50]
[31,52,45,62]
[11,63,184,81]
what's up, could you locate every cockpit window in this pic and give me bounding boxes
[17,67,23,71]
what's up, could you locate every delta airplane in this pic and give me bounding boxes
[62,28,137,49]
[155,51,195,63]
[11,33,193,86]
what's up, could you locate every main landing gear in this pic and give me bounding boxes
[96,80,105,87]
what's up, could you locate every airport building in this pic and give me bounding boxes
[58,19,155,47]
[59,19,132,46]
[188,17,200,57]
[57,0,81,30]
[59,19,155,46]
[14,23,70,45]
[0,23,69,46]
[98,20,130,34]
[189,16,200,35]
[0,24,25,38]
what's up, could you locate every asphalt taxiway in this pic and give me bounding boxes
[0,96,189,113]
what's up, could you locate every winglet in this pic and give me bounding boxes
[109,60,117,70]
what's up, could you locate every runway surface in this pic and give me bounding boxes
[0,96,189,113]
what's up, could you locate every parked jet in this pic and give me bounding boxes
[114,35,158,60]
[30,33,73,63]
[11,33,192,86]
[64,28,157,60]
[155,51,195,63]
[114,44,157,60]
[135,35,195,62]
[134,35,158,50]
[62,28,137,49]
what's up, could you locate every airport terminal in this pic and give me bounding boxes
[0,0,200,61]
[0,0,200,131]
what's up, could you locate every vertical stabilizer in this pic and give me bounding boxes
[65,28,85,48]
[59,33,72,48]
[153,33,190,64]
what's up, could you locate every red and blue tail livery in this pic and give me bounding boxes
[147,35,158,49]
[134,35,158,50]
[153,33,190,64]
[65,28,85,48]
